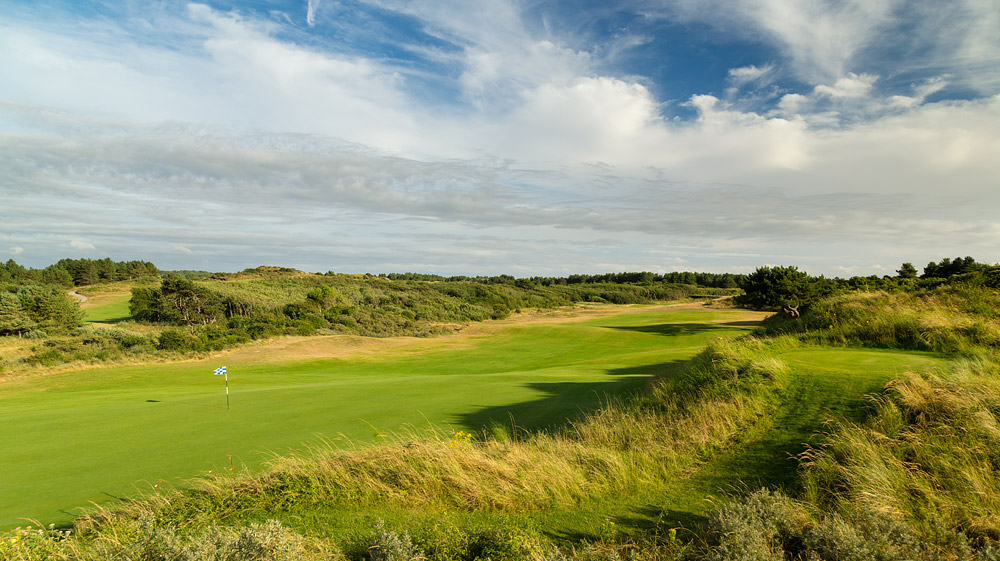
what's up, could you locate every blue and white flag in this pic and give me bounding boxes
[214,366,227,376]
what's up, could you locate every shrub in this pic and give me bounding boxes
[157,330,196,351]
[704,490,982,561]
[0,524,72,560]
[707,489,811,561]
[363,520,423,561]
[71,516,328,560]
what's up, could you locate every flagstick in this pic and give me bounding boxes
[225,371,230,410]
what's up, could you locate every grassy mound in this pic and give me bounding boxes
[767,285,1000,353]
[701,357,1000,560]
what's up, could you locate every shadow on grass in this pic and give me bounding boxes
[618,505,711,537]
[452,357,693,434]
[451,324,753,435]
[453,378,645,435]
[603,321,761,337]
[83,315,134,325]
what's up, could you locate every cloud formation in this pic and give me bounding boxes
[0,1,997,275]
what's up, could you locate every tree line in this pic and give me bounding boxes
[3,255,996,341]
[737,256,1000,313]
[0,258,158,337]
[380,270,744,288]
[0,258,159,287]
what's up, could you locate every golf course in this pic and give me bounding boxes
[3,304,771,529]
[3,261,998,560]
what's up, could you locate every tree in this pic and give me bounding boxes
[129,286,163,322]
[42,265,74,287]
[735,266,820,313]
[0,292,35,335]
[130,277,225,326]
[13,285,83,333]
[896,262,918,279]
[922,256,983,279]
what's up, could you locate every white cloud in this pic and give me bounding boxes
[778,93,809,114]
[727,63,776,92]
[306,0,319,26]
[9,246,24,255]
[69,239,96,251]
[1,2,998,275]
[814,73,878,98]
[496,77,662,165]
[658,0,1000,100]
[663,0,895,84]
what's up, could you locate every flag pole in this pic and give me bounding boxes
[214,366,230,409]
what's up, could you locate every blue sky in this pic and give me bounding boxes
[1,0,999,276]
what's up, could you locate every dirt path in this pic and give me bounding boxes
[68,290,87,303]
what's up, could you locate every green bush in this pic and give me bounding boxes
[157,330,196,351]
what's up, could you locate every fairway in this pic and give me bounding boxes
[78,287,134,324]
[0,305,765,529]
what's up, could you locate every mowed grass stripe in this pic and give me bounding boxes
[0,307,764,529]
[79,290,134,324]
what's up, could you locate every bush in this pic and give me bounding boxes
[157,330,196,351]
[364,520,423,561]
[707,489,811,561]
[72,517,328,560]
[735,266,825,311]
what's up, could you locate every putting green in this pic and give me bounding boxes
[0,306,765,529]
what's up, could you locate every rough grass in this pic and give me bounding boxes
[769,286,1000,353]
[800,357,1000,544]
[701,359,1000,559]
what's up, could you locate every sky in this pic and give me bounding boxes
[1,0,998,277]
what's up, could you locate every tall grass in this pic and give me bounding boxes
[800,357,1000,543]
[700,353,1000,560]
[768,286,1000,353]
